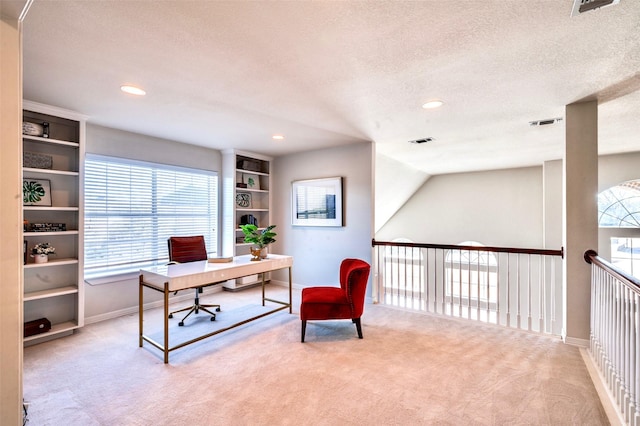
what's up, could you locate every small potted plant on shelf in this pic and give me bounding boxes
[240,224,276,261]
[31,242,55,264]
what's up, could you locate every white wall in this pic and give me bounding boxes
[375,153,430,233]
[271,142,373,287]
[376,166,544,248]
[83,124,222,320]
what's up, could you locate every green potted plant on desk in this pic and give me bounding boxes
[240,224,276,261]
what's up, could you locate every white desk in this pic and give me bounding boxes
[139,254,293,363]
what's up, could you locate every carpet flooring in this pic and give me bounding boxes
[23,285,608,425]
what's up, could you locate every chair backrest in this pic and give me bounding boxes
[168,236,208,263]
[339,258,371,318]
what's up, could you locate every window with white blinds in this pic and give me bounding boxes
[84,154,218,280]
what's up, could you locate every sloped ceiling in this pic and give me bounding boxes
[19,1,640,228]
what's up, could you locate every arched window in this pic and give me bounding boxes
[599,180,640,278]
[598,180,640,228]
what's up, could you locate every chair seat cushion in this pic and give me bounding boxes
[300,287,352,320]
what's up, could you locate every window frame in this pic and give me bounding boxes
[84,153,219,283]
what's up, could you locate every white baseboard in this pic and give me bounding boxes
[580,348,625,426]
[84,285,223,325]
[563,335,589,348]
[269,279,304,290]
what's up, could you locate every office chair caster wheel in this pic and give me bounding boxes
[210,315,216,321]
[216,307,221,312]
[169,314,173,319]
[178,321,184,326]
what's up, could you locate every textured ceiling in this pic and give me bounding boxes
[21,1,640,175]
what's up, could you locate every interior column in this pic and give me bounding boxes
[563,100,598,345]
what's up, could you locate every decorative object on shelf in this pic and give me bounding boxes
[23,151,53,169]
[243,173,261,190]
[22,121,44,136]
[31,242,55,264]
[237,183,247,189]
[28,223,67,232]
[24,318,51,337]
[240,224,276,261]
[23,178,52,206]
[235,192,252,208]
[292,176,343,227]
[237,159,261,172]
[240,214,257,226]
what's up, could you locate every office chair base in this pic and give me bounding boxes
[170,303,221,326]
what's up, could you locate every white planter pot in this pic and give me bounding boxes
[34,254,48,264]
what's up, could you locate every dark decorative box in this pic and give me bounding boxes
[237,159,261,172]
[24,318,51,337]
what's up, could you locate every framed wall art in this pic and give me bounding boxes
[23,178,52,206]
[243,173,261,190]
[292,176,343,227]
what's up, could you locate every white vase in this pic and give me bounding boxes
[34,254,48,264]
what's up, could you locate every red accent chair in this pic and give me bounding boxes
[300,258,371,342]
[167,236,221,326]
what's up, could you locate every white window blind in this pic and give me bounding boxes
[84,154,218,280]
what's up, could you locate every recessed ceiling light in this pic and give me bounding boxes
[422,100,444,109]
[120,85,146,96]
[272,135,285,140]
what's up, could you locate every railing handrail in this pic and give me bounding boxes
[372,239,564,258]
[584,249,640,290]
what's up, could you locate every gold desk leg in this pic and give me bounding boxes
[164,282,169,364]
[139,275,144,347]
[289,267,292,313]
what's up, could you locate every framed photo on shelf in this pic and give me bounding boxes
[243,174,261,190]
[235,192,252,208]
[23,178,52,206]
[292,176,343,227]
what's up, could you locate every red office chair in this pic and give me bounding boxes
[167,236,221,326]
[300,258,371,342]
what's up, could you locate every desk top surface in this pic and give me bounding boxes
[139,254,293,291]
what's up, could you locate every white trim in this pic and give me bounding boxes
[85,271,139,286]
[562,335,589,347]
[580,348,625,426]
[269,279,304,291]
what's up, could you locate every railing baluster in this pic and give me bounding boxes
[539,255,544,333]
[496,253,503,324]
[516,254,521,329]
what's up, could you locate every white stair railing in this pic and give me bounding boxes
[372,240,564,335]
[585,249,640,426]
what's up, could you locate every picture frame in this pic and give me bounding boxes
[243,174,260,190]
[23,178,52,206]
[235,192,252,209]
[292,177,343,227]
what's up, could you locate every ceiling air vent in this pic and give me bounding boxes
[571,0,620,17]
[529,117,563,127]
[409,137,434,144]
